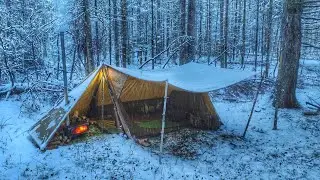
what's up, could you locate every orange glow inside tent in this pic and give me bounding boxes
[72,125,88,135]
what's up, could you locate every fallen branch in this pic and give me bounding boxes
[162,41,189,69]
[304,111,320,116]
[0,118,12,130]
[0,83,64,97]
[304,101,320,116]
[306,102,320,110]
[302,42,320,50]
[162,49,179,69]
[139,36,189,69]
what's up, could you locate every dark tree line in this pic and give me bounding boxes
[65,0,319,72]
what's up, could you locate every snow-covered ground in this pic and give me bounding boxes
[0,60,319,179]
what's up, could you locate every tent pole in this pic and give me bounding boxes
[60,31,69,105]
[101,71,105,120]
[243,75,264,138]
[103,69,132,138]
[60,31,70,126]
[160,80,169,153]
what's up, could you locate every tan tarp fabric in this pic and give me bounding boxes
[70,72,105,116]
[107,68,128,98]
[120,77,167,102]
[202,93,216,115]
[96,73,112,106]
[104,68,179,104]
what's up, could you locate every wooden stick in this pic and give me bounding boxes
[273,75,280,130]
[242,76,264,138]
[101,72,105,120]
[60,32,69,105]
[60,32,70,126]
[160,80,169,153]
[273,105,279,130]
[103,69,132,138]
[103,68,120,129]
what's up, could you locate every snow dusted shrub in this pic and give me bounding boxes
[19,87,60,114]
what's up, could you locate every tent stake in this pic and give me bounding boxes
[160,80,169,153]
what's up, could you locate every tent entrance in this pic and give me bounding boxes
[88,103,119,134]
[45,70,120,149]
[71,74,119,136]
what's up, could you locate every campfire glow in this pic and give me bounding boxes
[72,125,88,135]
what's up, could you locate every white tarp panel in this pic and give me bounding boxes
[110,63,256,92]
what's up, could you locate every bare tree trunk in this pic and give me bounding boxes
[241,0,246,68]
[223,0,229,68]
[94,0,100,66]
[56,34,60,80]
[145,14,148,63]
[108,0,112,65]
[187,0,196,62]
[261,14,265,76]
[180,0,196,65]
[232,0,238,62]
[70,47,77,81]
[151,0,155,69]
[254,0,260,72]
[199,1,203,60]
[219,0,224,67]
[121,0,127,68]
[207,0,212,65]
[179,0,187,65]
[113,0,120,67]
[83,0,94,75]
[275,0,302,108]
[265,0,273,77]
[156,0,161,57]
[60,32,69,105]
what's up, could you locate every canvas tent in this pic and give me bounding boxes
[29,62,255,150]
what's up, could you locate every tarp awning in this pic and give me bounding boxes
[111,62,255,93]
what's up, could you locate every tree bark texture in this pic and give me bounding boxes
[276,0,302,108]
[121,0,128,68]
[83,0,95,75]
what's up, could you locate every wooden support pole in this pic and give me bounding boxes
[242,76,264,138]
[160,80,169,153]
[60,32,70,126]
[101,71,105,120]
[60,32,69,105]
[103,69,132,138]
